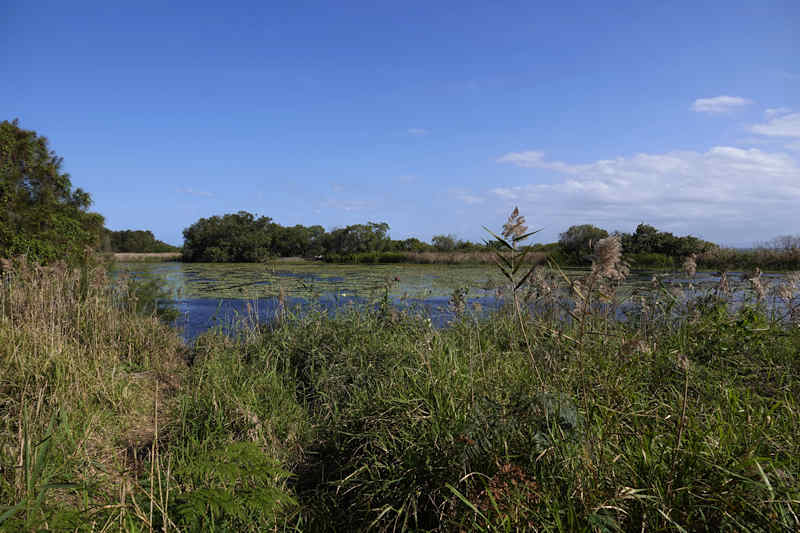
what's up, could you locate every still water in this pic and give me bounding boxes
[114,261,785,340]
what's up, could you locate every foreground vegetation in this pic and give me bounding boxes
[2,240,799,531]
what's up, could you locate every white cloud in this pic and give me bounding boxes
[765,107,792,118]
[493,147,800,242]
[407,128,428,136]
[176,187,213,197]
[320,198,370,212]
[751,112,800,138]
[691,95,752,114]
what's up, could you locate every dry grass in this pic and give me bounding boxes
[112,252,182,262]
[699,246,800,270]
[0,256,185,528]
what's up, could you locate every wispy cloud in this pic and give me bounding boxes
[751,112,800,138]
[176,187,213,197]
[407,128,428,136]
[691,95,752,114]
[497,150,582,174]
[320,198,371,212]
[452,190,485,205]
[765,107,792,118]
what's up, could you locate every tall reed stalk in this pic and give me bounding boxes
[484,207,544,386]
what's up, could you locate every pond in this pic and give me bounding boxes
[114,261,791,340]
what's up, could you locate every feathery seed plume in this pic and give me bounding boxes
[502,206,528,241]
[747,268,766,301]
[717,271,730,295]
[591,235,629,281]
[683,254,697,278]
[778,272,799,301]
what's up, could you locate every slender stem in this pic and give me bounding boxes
[667,364,690,501]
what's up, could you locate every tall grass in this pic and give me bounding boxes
[0,256,185,530]
[2,212,800,531]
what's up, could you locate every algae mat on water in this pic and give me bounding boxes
[113,262,508,301]
[113,261,778,305]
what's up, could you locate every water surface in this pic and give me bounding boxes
[114,262,787,340]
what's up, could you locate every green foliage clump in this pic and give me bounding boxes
[620,223,715,257]
[558,224,609,262]
[182,211,276,262]
[626,251,677,268]
[170,443,296,531]
[557,223,718,266]
[104,229,179,253]
[0,119,105,264]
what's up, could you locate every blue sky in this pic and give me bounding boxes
[3,1,799,246]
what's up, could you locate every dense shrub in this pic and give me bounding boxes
[105,229,179,253]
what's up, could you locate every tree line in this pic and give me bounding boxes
[180,211,490,262]
[180,212,721,264]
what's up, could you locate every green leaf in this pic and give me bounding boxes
[512,228,542,243]
[516,262,540,292]
[512,247,533,274]
[493,251,513,272]
[482,226,513,251]
[446,483,487,522]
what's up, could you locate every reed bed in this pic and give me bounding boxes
[699,247,800,271]
[112,252,182,263]
[1,216,800,531]
[325,250,550,265]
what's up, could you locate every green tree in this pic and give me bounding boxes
[558,224,609,262]
[182,211,275,262]
[431,234,457,252]
[619,223,715,256]
[106,229,178,253]
[394,237,433,252]
[324,222,391,255]
[0,119,105,263]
